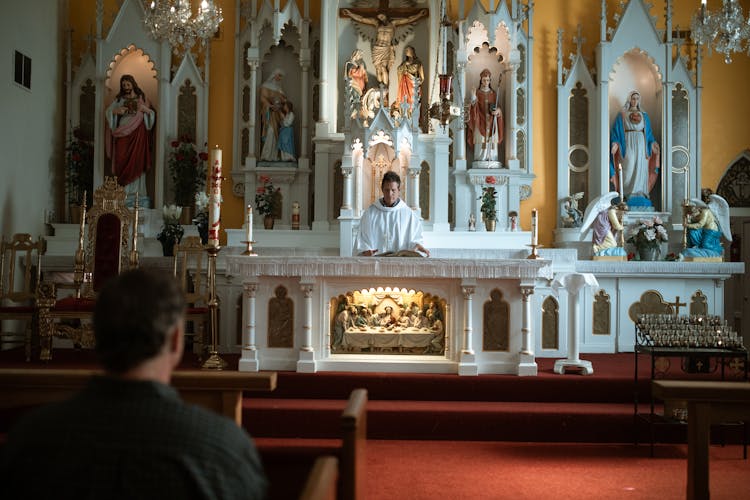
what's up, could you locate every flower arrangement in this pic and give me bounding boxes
[192,192,209,244]
[479,176,498,221]
[65,128,93,206]
[168,135,208,207]
[626,216,668,257]
[255,175,281,217]
[156,204,184,254]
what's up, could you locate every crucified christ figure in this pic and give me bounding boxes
[341,8,428,87]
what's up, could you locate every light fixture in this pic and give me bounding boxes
[690,0,750,63]
[428,1,460,130]
[144,0,223,55]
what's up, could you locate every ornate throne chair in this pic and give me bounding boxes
[0,233,46,361]
[173,236,211,358]
[37,177,137,360]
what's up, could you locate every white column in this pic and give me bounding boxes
[505,62,518,165]
[458,283,478,376]
[238,282,259,372]
[342,165,354,211]
[408,168,420,212]
[247,57,259,163]
[553,273,598,375]
[517,285,537,376]
[297,280,317,373]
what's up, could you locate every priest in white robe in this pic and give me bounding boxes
[355,171,430,257]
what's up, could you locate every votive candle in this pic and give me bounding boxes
[531,208,538,246]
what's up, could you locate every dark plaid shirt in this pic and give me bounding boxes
[0,376,267,500]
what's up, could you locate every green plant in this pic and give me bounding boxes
[626,216,668,251]
[479,176,497,221]
[65,128,94,206]
[156,204,185,245]
[255,175,280,217]
[168,135,207,207]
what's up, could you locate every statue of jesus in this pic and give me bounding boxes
[341,8,428,87]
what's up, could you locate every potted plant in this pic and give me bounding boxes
[65,128,94,222]
[168,135,207,224]
[255,175,281,229]
[193,191,209,244]
[626,216,668,261]
[156,204,185,256]
[479,176,498,231]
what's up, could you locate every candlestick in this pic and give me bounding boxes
[246,205,253,243]
[617,162,624,200]
[531,208,538,246]
[208,146,222,248]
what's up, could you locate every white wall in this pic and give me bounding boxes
[0,2,64,238]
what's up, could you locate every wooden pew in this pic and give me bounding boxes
[652,380,750,500]
[258,388,368,500]
[0,368,277,426]
[299,456,338,500]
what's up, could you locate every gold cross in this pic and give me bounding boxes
[670,296,687,315]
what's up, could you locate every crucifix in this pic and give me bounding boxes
[340,0,429,87]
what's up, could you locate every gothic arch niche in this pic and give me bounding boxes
[483,289,509,351]
[177,79,197,141]
[569,82,590,210]
[268,285,294,348]
[608,48,663,210]
[329,288,447,356]
[690,290,708,317]
[259,39,301,161]
[671,83,690,213]
[465,41,505,166]
[419,161,430,220]
[592,289,611,335]
[541,296,559,350]
[104,45,159,206]
[364,134,403,207]
[717,151,750,207]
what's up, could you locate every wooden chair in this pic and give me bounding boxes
[37,177,137,360]
[173,236,210,357]
[0,234,46,361]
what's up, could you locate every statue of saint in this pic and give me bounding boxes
[259,69,294,162]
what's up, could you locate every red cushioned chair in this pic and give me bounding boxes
[0,233,46,361]
[37,177,137,361]
[172,236,210,358]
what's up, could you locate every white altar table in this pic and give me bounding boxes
[226,256,553,376]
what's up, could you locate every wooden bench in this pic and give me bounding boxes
[652,380,750,500]
[258,388,368,500]
[299,456,338,500]
[0,368,277,426]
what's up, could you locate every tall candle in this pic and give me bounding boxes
[208,146,222,247]
[531,208,538,246]
[246,205,253,243]
[617,162,624,199]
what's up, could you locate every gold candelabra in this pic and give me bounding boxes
[201,244,227,370]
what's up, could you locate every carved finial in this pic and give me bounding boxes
[573,24,585,55]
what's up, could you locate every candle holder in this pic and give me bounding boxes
[241,240,257,256]
[202,245,228,370]
[526,243,543,260]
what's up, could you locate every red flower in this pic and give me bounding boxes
[257,187,265,194]
[627,252,635,261]
[259,175,271,184]
[171,140,180,148]
[72,153,81,162]
[199,152,208,161]
[485,176,497,185]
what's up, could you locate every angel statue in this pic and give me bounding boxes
[681,190,731,260]
[580,192,627,258]
[341,6,429,87]
[561,192,584,228]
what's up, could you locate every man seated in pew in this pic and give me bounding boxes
[0,269,268,499]
[355,170,430,257]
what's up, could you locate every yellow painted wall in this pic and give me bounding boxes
[69,0,750,246]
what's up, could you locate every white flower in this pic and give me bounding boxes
[162,204,182,224]
[194,192,209,212]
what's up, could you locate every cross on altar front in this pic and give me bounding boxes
[669,296,687,315]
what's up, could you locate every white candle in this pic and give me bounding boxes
[208,146,222,247]
[531,208,538,246]
[618,162,624,199]
[246,205,253,243]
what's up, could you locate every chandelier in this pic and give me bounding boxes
[144,0,223,54]
[690,0,750,63]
